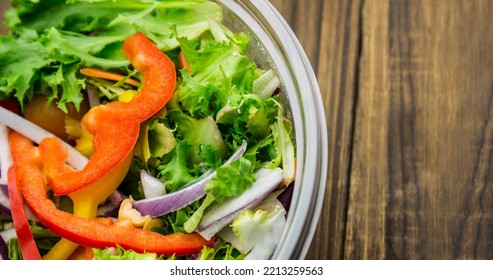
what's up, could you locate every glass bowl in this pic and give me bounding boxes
[0,0,328,260]
[215,0,328,259]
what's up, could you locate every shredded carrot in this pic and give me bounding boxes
[178,51,191,73]
[80,68,140,87]
[68,246,95,260]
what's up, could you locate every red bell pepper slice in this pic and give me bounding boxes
[41,32,176,196]
[9,131,213,257]
[7,165,42,260]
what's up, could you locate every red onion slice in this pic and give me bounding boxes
[133,141,247,217]
[96,191,127,218]
[0,234,8,260]
[0,184,10,216]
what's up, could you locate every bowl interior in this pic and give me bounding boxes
[215,0,328,259]
[0,0,328,260]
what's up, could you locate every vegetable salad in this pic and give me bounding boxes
[0,0,295,260]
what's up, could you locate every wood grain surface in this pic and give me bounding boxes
[0,2,8,35]
[269,0,362,260]
[271,0,493,259]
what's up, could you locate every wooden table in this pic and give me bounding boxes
[270,0,493,259]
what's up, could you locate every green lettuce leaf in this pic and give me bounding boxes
[157,139,197,193]
[0,34,51,108]
[204,157,255,202]
[173,32,255,118]
[1,0,222,111]
[169,109,228,165]
[93,245,164,260]
[217,203,285,255]
[198,242,244,260]
[146,118,176,159]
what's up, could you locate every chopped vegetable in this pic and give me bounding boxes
[0,184,10,216]
[1,121,14,184]
[169,110,228,165]
[252,69,281,99]
[0,233,8,260]
[178,51,191,73]
[23,94,89,141]
[133,141,248,217]
[0,107,88,170]
[41,147,133,259]
[0,0,296,260]
[68,246,95,260]
[1,0,222,111]
[93,245,163,260]
[217,202,286,255]
[197,167,284,240]
[7,164,41,260]
[244,210,286,260]
[183,193,215,233]
[0,123,12,215]
[40,32,176,195]
[156,140,198,192]
[0,228,16,246]
[144,118,176,161]
[204,156,255,203]
[96,191,126,218]
[9,131,214,256]
[277,184,294,212]
[39,31,175,257]
[0,100,20,115]
[80,68,140,87]
[272,101,296,186]
[171,29,254,119]
[198,242,245,260]
[140,170,166,199]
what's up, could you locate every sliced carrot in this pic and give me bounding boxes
[178,51,191,73]
[68,246,95,260]
[80,68,140,87]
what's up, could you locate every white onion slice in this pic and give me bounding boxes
[140,170,166,199]
[0,228,16,244]
[0,106,88,170]
[197,167,283,240]
[252,69,281,99]
[0,123,13,185]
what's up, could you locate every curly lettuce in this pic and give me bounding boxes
[0,0,222,111]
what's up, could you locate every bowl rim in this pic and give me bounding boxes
[215,0,329,260]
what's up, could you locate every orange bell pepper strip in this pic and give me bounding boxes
[9,131,214,257]
[7,165,42,260]
[40,32,176,196]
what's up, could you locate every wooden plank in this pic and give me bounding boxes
[0,1,10,35]
[270,0,362,259]
[346,0,493,259]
